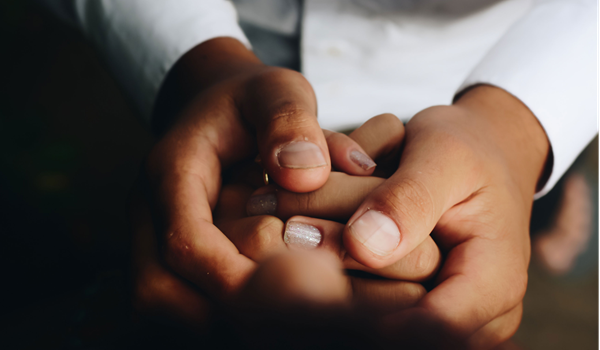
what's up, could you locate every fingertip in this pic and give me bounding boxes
[349,149,377,172]
[277,141,328,169]
[259,138,331,192]
[326,131,377,176]
[246,186,278,217]
[344,209,403,269]
[284,216,345,256]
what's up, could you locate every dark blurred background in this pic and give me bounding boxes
[0,2,596,349]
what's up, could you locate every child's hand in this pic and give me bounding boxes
[268,86,549,348]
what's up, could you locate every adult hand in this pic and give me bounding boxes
[142,37,342,301]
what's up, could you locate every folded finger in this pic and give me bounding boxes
[466,303,523,350]
[350,277,426,315]
[273,216,440,280]
[323,129,377,175]
[247,172,385,220]
[348,113,404,174]
[243,68,331,193]
[130,190,210,329]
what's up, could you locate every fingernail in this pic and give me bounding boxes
[349,210,400,256]
[246,193,277,216]
[349,150,377,170]
[284,221,322,249]
[278,142,327,169]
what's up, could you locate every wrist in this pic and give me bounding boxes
[153,37,264,134]
[454,85,551,196]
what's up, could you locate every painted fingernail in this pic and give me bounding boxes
[246,193,277,216]
[278,142,327,169]
[284,221,322,249]
[349,210,400,256]
[349,150,377,170]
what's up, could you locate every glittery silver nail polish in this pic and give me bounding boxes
[246,193,277,216]
[349,150,376,170]
[284,222,322,249]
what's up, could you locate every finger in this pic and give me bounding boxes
[155,170,256,299]
[147,98,258,299]
[218,215,287,262]
[243,68,330,193]
[380,198,529,346]
[222,214,441,281]
[347,113,405,172]
[414,235,528,338]
[466,304,523,350]
[350,277,426,315]
[213,183,288,263]
[247,172,385,220]
[130,190,210,329]
[247,114,405,219]
[239,250,350,310]
[219,215,338,264]
[323,114,405,176]
[408,189,530,338]
[323,129,377,175]
[213,183,255,224]
[343,109,483,268]
[234,250,363,348]
[345,235,441,282]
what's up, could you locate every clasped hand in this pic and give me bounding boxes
[130,38,550,350]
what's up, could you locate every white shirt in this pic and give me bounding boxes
[42,0,597,197]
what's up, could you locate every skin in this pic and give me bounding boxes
[134,36,550,348]
[143,37,332,301]
[352,85,549,349]
[133,35,437,336]
[130,153,434,337]
[257,87,550,348]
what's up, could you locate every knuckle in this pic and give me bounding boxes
[246,216,285,253]
[405,282,427,303]
[383,177,436,227]
[294,190,318,214]
[269,107,315,135]
[510,270,528,304]
[163,230,192,270]
[373,113,402,128]
[407,238,440,280]
[270,102,305,121]
[372,113,404,135]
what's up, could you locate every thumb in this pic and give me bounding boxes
[343,115,481,268]
[242,68,330,193]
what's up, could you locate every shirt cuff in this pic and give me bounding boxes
[72,0,250,123]
[457,0,597,199]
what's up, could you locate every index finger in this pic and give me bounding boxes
[146,91,258,300]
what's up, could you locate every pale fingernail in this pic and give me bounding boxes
[349,150,377,170]
[284,221,322,249]
[349,210,400,256]
[278,142,327,169]
[246,193,277,216]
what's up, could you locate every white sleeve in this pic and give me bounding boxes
[457,0,597,198]
[41,0,250,123]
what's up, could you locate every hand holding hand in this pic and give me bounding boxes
[260,86,550,348]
